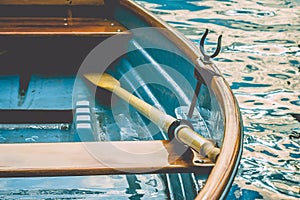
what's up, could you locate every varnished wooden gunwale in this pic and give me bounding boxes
[0,140,213,177]
[119,0,201,62]
[196,75,242,199]
[120,1,243,199]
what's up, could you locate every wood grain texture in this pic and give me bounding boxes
[195,76,242,200]
[0,17,129,36]
[0,0,104,6]
[0,141,213,177]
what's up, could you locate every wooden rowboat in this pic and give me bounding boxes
[0,0,243,199]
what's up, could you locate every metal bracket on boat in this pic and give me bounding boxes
[189,27,223,118]
[168,119,194,142]
[188,69,203,118]
[167,119,196,156]
[199,29,222,63]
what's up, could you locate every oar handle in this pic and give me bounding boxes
[176,127,220,163]
[113,86,220,162]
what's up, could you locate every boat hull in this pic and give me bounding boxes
[0,0,243,199]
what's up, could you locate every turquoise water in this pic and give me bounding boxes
[135,0,300,199]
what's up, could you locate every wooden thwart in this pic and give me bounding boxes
[0,140,213,177]
[0,17,129,36]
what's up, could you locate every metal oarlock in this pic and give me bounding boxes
[188,29,223,117]
[200,29,222,62]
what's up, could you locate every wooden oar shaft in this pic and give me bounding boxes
[113,86,174,132]
[84,73,220,162]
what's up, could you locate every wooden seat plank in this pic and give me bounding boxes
[0,17,129,36]
[0,140,213,177]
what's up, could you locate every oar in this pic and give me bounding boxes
[84,73,220,163]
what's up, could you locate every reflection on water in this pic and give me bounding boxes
[0,175,167,199]
[136,0,300,199]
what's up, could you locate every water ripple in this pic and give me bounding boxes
[218,9,276,17]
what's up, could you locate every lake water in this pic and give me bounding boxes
[135,0,300,199]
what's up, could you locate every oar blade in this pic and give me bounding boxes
[84,73,120,91]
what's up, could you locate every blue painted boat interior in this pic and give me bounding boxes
[0,3,227,199]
